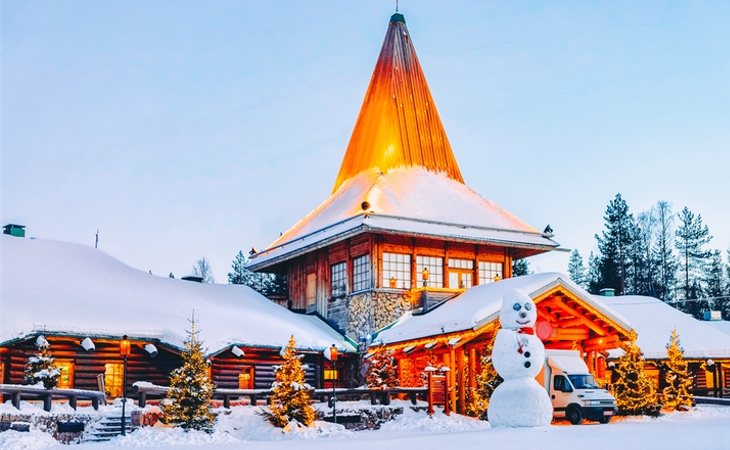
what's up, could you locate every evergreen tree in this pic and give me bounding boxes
[675,207,712,316]
[270,335,315,428]
[164,316,215,431]
[24,336,60,389]
[228,250,288,297]
[587,251,602,294]
[466,332,502,419]
[653,201,677,302]
[365,347,398,388]
[512,259,531,277]
[705,250,727,313]
[610,332,660,416]
[567,250,587,288]
[595,194,636,295]
[192,257,215,283]
[629,210,656,296]
[661,329,693,412]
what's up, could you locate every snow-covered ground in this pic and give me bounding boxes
[2,404,730,450]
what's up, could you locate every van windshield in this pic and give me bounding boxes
[567,374,599,389]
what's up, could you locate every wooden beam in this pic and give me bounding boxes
[457,347,465,414]
[549,328,590,341]
[541,299,608,335]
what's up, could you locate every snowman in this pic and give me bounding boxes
[487,288,552,427]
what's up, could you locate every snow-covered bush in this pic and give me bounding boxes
[24,336,60,389]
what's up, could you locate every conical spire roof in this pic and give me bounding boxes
[332,13,463,192]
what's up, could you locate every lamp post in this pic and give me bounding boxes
[327,344,339,423]
[119,335,131,436]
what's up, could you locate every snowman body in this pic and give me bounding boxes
[488,289,552,427]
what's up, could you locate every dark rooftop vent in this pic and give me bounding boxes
[3,224,25,238]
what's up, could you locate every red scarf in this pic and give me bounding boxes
[518,327,535,335]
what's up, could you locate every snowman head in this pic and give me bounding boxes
[499,289,537,330]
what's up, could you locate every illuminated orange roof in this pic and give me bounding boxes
[332,13,463,192]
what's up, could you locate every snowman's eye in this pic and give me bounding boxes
[512,303,521,311]
[524,303,533,311]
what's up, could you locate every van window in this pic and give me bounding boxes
[568,374,599,389]
[553,375,566,391]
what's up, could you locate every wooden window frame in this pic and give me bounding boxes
[55,360,75,389]
[478,261,504,285]
[238,366,255,389]
[352,254,371,293]
[448,258,474,289]
[330,261,347,298]
[382,252,411,289]
[104,362,124,398]
[416,255,444,288]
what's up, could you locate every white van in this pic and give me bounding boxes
[543,350,617,424]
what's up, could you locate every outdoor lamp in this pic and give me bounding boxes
[120,335,131,356]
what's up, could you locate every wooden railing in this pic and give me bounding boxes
[133,383,427,409]
[0,384,106,412]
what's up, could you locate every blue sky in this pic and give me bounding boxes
[2,1,729,282]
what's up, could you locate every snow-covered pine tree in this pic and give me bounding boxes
[675,207,712,317]
[567,249,587,288]
[653,201,677,302]
[466,332,502,419]
[365,347,398,388]
[24,336,60,389]
[595,194,637,295]
[164,316,215,431]
[192,257,215,283]
[270,335,315,428]
[705,250,727,307]
[228,250,287,297]
[610,332,659,416]
[587,251,602,294]
[512,259,531,277]
[661,329,693,412]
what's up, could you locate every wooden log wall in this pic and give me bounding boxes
[283,232,514,312]
[209,348,321,389]
[1,335,179,398]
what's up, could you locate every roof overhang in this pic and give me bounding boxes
[248,213,561,271]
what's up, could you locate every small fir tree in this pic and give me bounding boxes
[675,207,712,313]
[512,259,531,277]
[164,316,215,431]
[610,332,660,416]
[270,335,315,428]
[595,193,637,295]
[567,250,587,288]
[24,336,60,389]
[365,347,398,388]
[661,329,694,412]
[466,332,502,419]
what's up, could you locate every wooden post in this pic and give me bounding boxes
[223,394,231,409]
[370,391,378,405]
[448,347,457,412]
[382,389,391,405]
[12,391,21,409]
[427,371,434,415]
[69,395,77,410]
[92,397,99,410]
[43,393,52,412]
[457,347,465,414]
[443,372,451,416]
[469,347,477,391]
[138,391,147,408]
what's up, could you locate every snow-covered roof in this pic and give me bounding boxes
[0,236,354,354]
[375,272,632,345]
[604,296,730,359]
[704,320,730,337]
[249,168,559,270]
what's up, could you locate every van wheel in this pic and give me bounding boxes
[567,406,583,425]
[598,416,611,424]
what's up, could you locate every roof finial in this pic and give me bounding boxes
[396,0,399,13]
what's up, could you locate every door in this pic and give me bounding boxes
[552,375,572,417]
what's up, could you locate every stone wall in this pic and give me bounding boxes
[327,290,410,340]
[0,412,99,444]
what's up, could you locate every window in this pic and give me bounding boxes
[478,261,503,285]
[56,361,74,389]
[352,255,371,292]
[382,252,411,289]
[448,258,473,289]
[416,256,443,288]
[104,362,124,397]
[553,375,566,392]
[331,262,347,297]
[238,367,255,389]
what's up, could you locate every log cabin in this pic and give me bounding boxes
[247,12,561,341]
[0,234,355,400]
[373,273,635,413]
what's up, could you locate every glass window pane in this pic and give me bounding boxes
[382,252,411,289]
[478,261,503,285]
[353,254,371,292]
[331,262,347,297]
[416,256,443,288]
